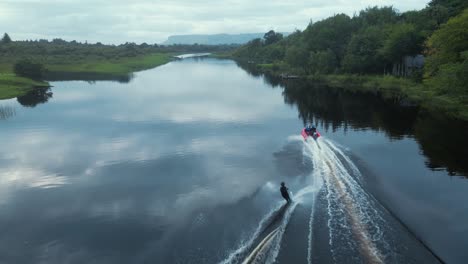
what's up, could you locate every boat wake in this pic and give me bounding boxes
[305,138,389,263]
[221,135,395,264]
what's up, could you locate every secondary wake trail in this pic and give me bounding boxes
[304,138,389,264]
[219,203,284,264]
[222,135,392,264]
[220,136,323,264]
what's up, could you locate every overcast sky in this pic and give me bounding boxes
[0,0,429,44]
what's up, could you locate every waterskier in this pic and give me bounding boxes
[280,182,291,203]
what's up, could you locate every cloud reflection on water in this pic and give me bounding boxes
[0,59,299,263]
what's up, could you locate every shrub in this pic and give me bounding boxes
[14,59,44,80]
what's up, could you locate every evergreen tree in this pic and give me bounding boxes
[1,33,11,44]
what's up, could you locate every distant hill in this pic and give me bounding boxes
[162,33,273,45]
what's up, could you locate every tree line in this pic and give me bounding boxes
[233,1,466,75]
[0,33,237,61]
[233,0,467,109]
[0,33,238,80]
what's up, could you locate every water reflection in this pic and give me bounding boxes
[0,105,16,120]
[44,71,134,83]
[238,64,468,176]
[0,58,466,263]
[0,58,297,263]
[413,115,468,176]
[281,79,419,139]
[285,80,467,176]
[17,87,53,107]
[235,61,284,87]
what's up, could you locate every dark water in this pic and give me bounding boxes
[0,58,467,264]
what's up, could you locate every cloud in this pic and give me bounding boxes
[0,0,429,44]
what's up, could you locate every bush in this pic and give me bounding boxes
[14,59,45,80]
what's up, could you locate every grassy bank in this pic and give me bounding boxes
[0,53,172,76]
[0,74,49,100]
[0,53,172,100]
[45,53,172,76]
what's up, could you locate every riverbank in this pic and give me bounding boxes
[311,75,467,121]
[0,74,49,100]
[0,53,172,100]
[45,53,172,77]
[244,62,468,121]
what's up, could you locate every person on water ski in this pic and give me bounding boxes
[280,182,291,203]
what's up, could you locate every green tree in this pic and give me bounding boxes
[309,49,338,74]
[357,6,399,26]
[342,26,386,74]
[381,23,423,62]
[233,38,263,59]
[425,9,468,76]
[14,59,45,80]
[426,4,450,26]
[425,10,468,95]
[402,8,446,33]
[1,33,11,44]
[303,14,355,62]
[285,45,309,72]
[429,0,468,16]
[264,45,285,61]
[263,30,283,45]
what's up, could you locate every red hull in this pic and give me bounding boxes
[301,128,320,140]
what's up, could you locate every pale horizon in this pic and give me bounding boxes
[0,0,430,45]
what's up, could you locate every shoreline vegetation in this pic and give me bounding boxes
[0,53,175,100]
[246,62,468,121]
[45,53,172,78]
[0,74,49,100]
[0,53,173,100]
[0,37,236,100]
[229,1,468,121]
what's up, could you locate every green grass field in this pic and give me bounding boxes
[0,53,172,100]
[45,53,172,75]
[0,74,49,100]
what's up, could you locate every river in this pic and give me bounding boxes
[0,57,467,264]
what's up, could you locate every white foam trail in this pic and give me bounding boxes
[303,139,339,262]
[219,202,284,264]
[305,138,387,263]
[221,137,323,264]
[223,135,391,264]
[322,139,389,249]
[264,184,321,264]
[221,185,321,264]
[307,193,318,264]
[326,141,362,181]
[265,200,299,264]
[301,138,326,264]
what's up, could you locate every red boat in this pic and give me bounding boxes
[301,128,320,141]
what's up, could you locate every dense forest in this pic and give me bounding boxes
[233,0,467,119]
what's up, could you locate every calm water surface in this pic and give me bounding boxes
[0,58,467,264]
